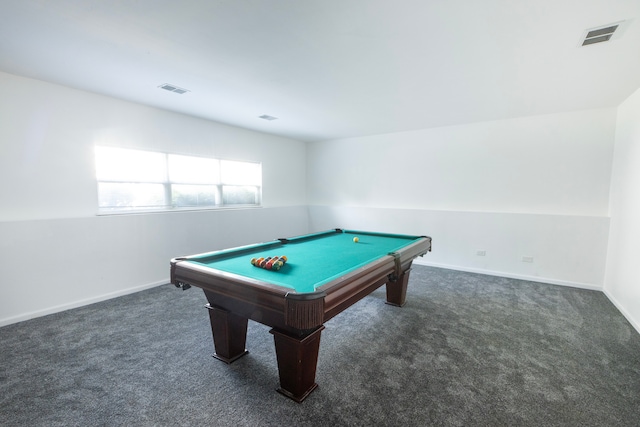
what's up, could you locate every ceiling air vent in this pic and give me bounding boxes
[580,21,627,46]
[159,83,190,94]
[259,114,278,121]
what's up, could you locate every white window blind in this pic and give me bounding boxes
[95,146,262,213]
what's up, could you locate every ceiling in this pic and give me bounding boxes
[1,0,639,142]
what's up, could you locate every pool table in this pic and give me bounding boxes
[171,229,431,402]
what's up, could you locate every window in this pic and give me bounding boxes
[220,160,262,205]
[95,146,261,213]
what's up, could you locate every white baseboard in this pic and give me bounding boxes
[603,289,640,336]
[0,279,167,328]
[413,259,603,291]
[4,267,637,337]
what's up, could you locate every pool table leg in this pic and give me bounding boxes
[206,304,249,364]
[270,326,325,403]
[386,266,413,307]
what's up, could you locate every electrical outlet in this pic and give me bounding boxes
[522,256,534,263]
[476,250,486,256]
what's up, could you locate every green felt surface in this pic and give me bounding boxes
[189,230,421,293]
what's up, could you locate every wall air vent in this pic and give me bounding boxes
[159,83,190,94]
[580,21,628,46]
[259,115,278,121]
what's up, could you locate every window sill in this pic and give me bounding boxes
[96,205,262,216]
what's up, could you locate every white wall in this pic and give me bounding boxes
[309,206,609,288]
[0,72,306,221]
[604,87,640,332]
[0,68,627,327]
[307,109,617,288]
[0,72,308,326]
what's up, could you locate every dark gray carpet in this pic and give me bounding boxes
[1,266,639,426]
